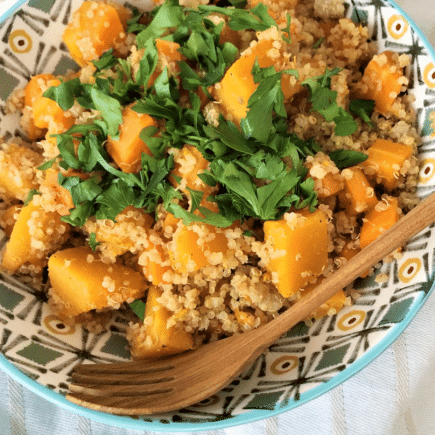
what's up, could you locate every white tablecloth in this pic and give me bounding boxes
[0,0,434,434]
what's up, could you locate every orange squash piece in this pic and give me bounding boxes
[62,1,128,66]
[169,222,230,273]
[148,39,184,87]
[48,246,147,318]
[32,79,75,134]
[214,40,275,124]
[341,167,378,215]
[88,205,154,257]
[339,239,370,278]
[362,138,413,190]
[106,104,157,173]
[263,208,329,298]
[359,51,404,116]
[360,197,401,249]
[0,142,43,202]
[2,198,70,273]
[128,286,194,359]
[141,241,173,286]
[215,38,299,124]
[301,276,347,319]
[0,204,22,238]
[169,144,214,196]
[43,169,90,216]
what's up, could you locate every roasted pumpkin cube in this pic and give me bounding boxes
[360,197,401,249]
[62,1,129,66]
[362,139,413,190]
[48,246,147,318]
[169,223,230,273]
[0,143,43,202]
[0,204,22,238]
[359,51,404,116]
[128,286,194,359]
[301,276,347,319]
[341,167,378,215]
[169,145,215,196]
[263,208,329,298]
[106,104,157,173]
[2,198,70,273]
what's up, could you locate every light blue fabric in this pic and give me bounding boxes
[0,0,434,433]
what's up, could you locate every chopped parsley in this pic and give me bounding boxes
[40,0,369,230]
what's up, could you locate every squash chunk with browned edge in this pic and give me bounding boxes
[106,104,157,173]
[128,286,194,359]
[62,1,129,66]
[48,246,147,318]
[360,197,401,249]
[362,138,413,190]
[2,198,70,273]
[263,209,329,298]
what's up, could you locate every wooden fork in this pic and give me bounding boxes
[67,191,435,415]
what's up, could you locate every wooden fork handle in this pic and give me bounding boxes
[255,192,435,346]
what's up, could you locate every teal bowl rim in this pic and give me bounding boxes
[0,0,434,431]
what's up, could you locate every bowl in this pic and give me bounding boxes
[0,0,434,431]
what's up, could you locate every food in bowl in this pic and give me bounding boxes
[0,0,420,364]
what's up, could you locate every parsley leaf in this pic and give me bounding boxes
[90,88,123,138]
[88,232,100,251]
[43,78,82,111]
[302,69,358,136]
[329,149,369,169]
[129,299,146,321]
[349,98,375,127]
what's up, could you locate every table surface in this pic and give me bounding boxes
[0,0,435,434]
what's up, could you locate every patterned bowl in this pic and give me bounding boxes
[0,0,435,431]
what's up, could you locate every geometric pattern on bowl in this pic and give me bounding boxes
[0,0,434,430]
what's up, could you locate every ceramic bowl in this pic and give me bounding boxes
[0,0,434,431]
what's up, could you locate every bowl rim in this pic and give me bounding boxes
[0,0,28,25]
[0,0,434,431]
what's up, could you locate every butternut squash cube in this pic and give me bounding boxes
[0,143,43,202]
[341,167,378,216]
[48,246,147,318]
[263,208,329,298]
[169,223,230,273]
[62,1,129,66]
[301,277,347,319]
[169,144,215,196]
[359,51,404,116]
[2,198,70,273]
[214,39,275,124]
[128,286,194,359]
[106,104,157,173]
[0,204,22,238]
[360,197,401,249]
[83,206,154,259]
[362,139,413,190]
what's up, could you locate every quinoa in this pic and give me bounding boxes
[0,0,421,359]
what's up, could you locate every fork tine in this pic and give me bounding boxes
[69,381,174,397]
[73,358,174,375]
[70,371,174,387]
